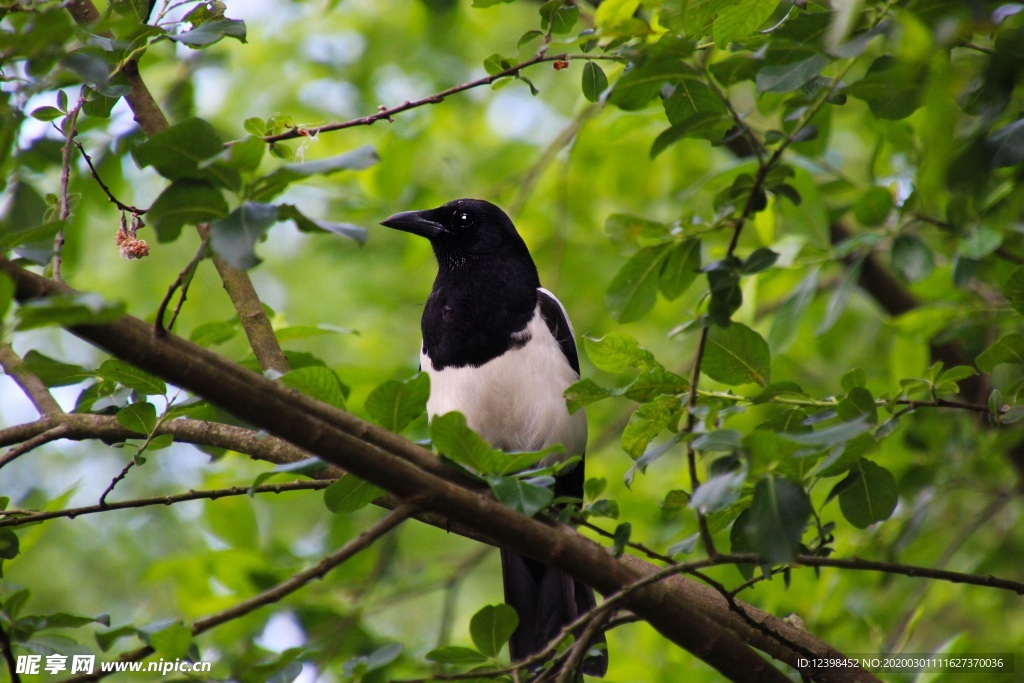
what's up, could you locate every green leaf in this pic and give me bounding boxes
[540,0,579,34]
[836,387,878,425]
[690,466,746,513]
[250,145,378,202]
[30,106,64,121]
[16,293,126,331]
[209,202,279,270]
[769,268,819,352]
[324,475,384,514]
[650,111,731,157]
[23,351,93,387]
[584,477,607,501]
[0,272,12,322]
[1003,267,1024,316]
[756,52,830,94]
[891,234,934,283]
[147,180,228,243]
[147,621,192,659]
[365,373,430,433]
[706,268,742,325]
[469,604,518,657]
[609,58,688,111]
[583,333,659,373]
[581,62,608,102]
[611,521,632,556]
[742,248,779,274]
[622,368,689,402]
[836,459,898,528]
[170,19,247,48]
[703,323,771,387]
[430,411,501,474]
[958,225,1002,260]
[714,0,780,47]
[110,0,149,21]
[425,646,488,664]
[853,187,893,227]
[847,56,927,120]
[604,213,671,246]
[744,476,812,565]
[190,320,240,346]
[817,259,862,334]
[489,476,554,517]
[0,529,19,560]
[115,402,157,434]
[622,395,683,459]
[977,333,1024,372]
[280,366,347,409]
[97,360,167,395]
[277,204,367,245]
[989,118,1024,168]
[659,238,701,299]
[606,243,671,323]
[564,378,611,413]
[132,118,226,181]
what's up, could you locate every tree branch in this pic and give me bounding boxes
[64,0,290,375]
[1,256,808,683]
[0,480,332,528]
[258,53,620,145]
[64,502,418,683]
[0,343,62,416]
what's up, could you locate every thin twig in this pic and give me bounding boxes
[64,502,419,683]
[154,236,209,336]
[55,88,87,282]
[0,480,333,528]
[256,52,621,145]
[72,138,148,215]
[98,459,135,506]
[0,343,62,416]
[0,619,20,683]
[0,425,69,470]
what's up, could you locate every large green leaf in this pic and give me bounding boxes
[16,294,126,331]
[208,202,279,270]
[249,146,379,202]
[147,180,228,243]
[1003,266,1024,316]
[469,604,518,657]
[743,476,812,564]
[847,56,928,120]
[280,366,347,409]
[606,244,670,323]
[977,333,1024,372]
[324,475,384,514]
[703,323,771,387]
[622,395,683,459]
[430,411,501,474]
[835,459,898,529]
[583,333,660,373]
[714,0,780,47]
[365,373,430,433]
[488,476,554,517]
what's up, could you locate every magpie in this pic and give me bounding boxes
[381,199,608,678]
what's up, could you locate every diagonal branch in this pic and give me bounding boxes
[0,343,62,416]
[64,502,419,683]
[1,256,804,683]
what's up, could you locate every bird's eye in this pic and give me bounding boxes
[453,211,475,230]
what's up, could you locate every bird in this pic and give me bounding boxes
[381,198,608,678]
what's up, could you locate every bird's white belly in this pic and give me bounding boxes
[422,311,586,459]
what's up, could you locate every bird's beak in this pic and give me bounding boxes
[380,209,448,239]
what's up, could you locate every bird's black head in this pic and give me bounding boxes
[381,198,535,274]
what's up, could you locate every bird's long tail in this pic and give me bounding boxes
[501,550,609,678]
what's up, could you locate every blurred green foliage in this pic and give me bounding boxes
[1,0,1023,681]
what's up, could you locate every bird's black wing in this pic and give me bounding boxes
[537,288,580,375]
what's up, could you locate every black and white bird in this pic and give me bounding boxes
[381,198,608,677]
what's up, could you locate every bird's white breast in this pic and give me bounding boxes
[422,303,586,460]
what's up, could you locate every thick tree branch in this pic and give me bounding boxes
[2,257,822,683]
